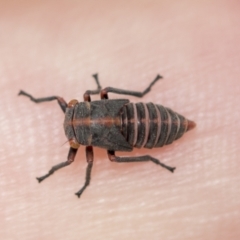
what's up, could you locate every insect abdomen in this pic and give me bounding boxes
[121,102,195,149]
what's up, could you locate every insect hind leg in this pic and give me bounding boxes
[107,150,175,172]
[100,74,162,99]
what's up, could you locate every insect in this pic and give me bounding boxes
[18,74,196,198]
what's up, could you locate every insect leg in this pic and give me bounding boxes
[18,90,67,113]
[107,150,175,172]
[83,74,102,101]
[75,146,94,198]
[101,74,162,99]
[36,147,77,183]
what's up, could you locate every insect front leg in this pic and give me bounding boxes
[75,146,94,198]
[83,74,102,101]
[37,147,77,182]
[107,150,175,173]
[18,90,67,113]
[100,74,162,99]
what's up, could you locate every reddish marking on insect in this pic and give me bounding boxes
[65,117,122,127]
[187,120,196,131]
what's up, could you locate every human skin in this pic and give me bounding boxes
[0,0,240,239]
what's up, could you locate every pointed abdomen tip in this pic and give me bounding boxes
[187,119,196,131]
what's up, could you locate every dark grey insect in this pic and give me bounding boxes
[18,74,196,198]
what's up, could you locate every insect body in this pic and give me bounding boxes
[19,74,196,198]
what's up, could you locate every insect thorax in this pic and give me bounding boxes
[63,99,133,151]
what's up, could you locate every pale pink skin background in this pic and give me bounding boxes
[0,0,240,239]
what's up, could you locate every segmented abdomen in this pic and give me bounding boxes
[121,102,194,149]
